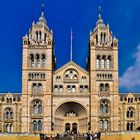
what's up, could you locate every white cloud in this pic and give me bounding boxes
[120,44,140,90]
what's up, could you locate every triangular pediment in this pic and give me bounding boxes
[54,61,89,76]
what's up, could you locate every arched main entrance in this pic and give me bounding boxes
[54,102,88,133]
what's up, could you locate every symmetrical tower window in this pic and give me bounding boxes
[32,83,42,95]
[36,31,42,43]
[29,73,46,80]
[97,73,112,80]
[96,55,112,69]
[100,100,110,114]
[33,120,42,131]
[29,54,46,68]
[100,83,109,94]
[32,100,42,116]
[100,32,107,45]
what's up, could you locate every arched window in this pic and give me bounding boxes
[6,124,13,133]
[105,84,109,93]
[38,83,42,94]
[59,85,63,92]
[104,33,106,44]
[32,100,42,116]
[100,119,109,131]
[33,120,42,131]
[127,107,134,118]
[30,54,34,68]
[96,56,100,69]
[96,34,98,45]
[80,85,83,93]
[72,85,76,92]
[100,100,110,114]
[42,54,46,68]
[107,56,111,69]
[67,85,71,92]
[126,122,134,131]
[39,31,42,42]
[33,120,37,131]
[36,54,40,68]
[38,120,42,131]
[54,85,58,92]
[32,83,37,94]
[65,69,78,80]
[101,56,106,69]
[100,84,104,92]
[130,123,134,131]
[36,31,38,42]
[4,108,13,120]
[100,120,103,130]
[104,120,108,130]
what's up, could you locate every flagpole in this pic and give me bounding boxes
[70,28,73,61]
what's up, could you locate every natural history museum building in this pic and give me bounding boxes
[0,4,139,134]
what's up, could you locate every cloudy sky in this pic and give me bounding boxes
[0,0,140,93]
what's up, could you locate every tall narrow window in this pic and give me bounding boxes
[31,54,34,68]
[38,83,42,94]
[38,120,42,131]
[36,55,40,68]
[96,56,100,69]
[42,54,46,68]
[104,120,108,130]
[101,56,106,69]
[33,120,37,131]
[107,56,111,69]
[39,31,42,42]
[44,33,47,43]
[32,83,37,94]
[36,31,38,42]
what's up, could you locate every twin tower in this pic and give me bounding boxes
[22,4,119,133]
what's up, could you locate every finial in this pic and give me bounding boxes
[70,28,73,61]
[98,6,101,16]
[41,1,45,16]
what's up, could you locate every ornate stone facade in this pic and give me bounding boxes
[0,4,139,134]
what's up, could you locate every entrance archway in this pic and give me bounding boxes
[54,102,88,133]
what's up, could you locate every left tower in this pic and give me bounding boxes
[22,4,55,133]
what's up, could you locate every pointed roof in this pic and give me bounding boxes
[36,3,49,29]
[96,14,105,27]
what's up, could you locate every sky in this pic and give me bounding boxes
[0,0,140,93]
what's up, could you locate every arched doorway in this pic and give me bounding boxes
[65,123,70,132]
[54,102,88,133]
[72,123,77,134]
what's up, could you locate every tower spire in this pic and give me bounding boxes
[70,28,73,61]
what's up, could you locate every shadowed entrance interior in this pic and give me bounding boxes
[54,102,88,133]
